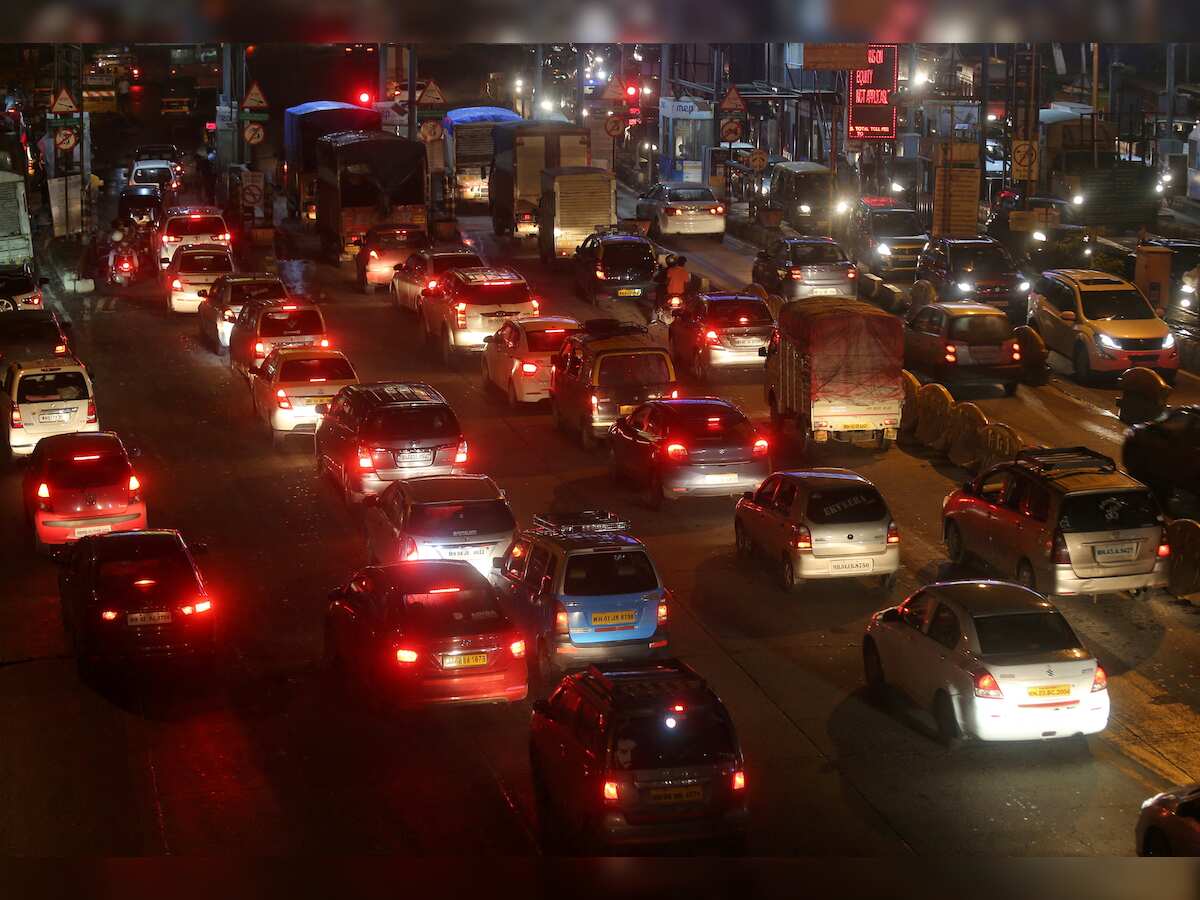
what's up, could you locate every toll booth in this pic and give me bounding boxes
[657,96,713,183]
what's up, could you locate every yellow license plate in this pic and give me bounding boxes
[617,288,641,297]
[442,653,488,669]
[1027,684,1071,698]
[619,405,636,416]
[840,423,871,431]
[591,610,638,626]
[649,785,704,804]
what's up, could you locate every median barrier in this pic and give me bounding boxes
[877,282,906,313]
[899,370,921,443]
[859,272,882,299]
[975,422,1025,473]
[1117,367,1170,425]
[1013,325,1051,385]
[1180,337,1200,374]
[1167,519,1200,598]
[915,383,955,450]
[947,402,989,471]
[908,280,936,320]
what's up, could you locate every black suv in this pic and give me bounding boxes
[573,232,659,306]
[314,382,468,503]
[915,236,1028,318]
[529,659,748,849]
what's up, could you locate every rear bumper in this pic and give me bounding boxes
[794,546,900,579]
[599,805,748,846]
[388,668,528,707]
[553,630,669,665]
[959,690,1110,741]
[269,406,324,432]
[704,345,769,368]
[660,217,725,236]
[663,461,770,497]
[10,422,100,456]
[36,509,147,545]
[782,281,856,300]
[365,263,400,285]
[168,292,205,313]
[1047,561,1168,596]
[931,363,1023,385]
[350,464,468,498]
[79,620,217,663]
[512,375,551,403]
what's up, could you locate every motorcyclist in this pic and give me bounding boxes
[663,255,690,305]
[106,219,135,283]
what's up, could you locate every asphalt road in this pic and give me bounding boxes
[4,114,1200,857]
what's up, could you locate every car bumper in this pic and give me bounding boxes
[663,461,770,497]
[36,509,147,545]
[350,464,468,498]
[10,422,100,456]
[783,282,855,300]
[958,690,1110,741]
[599,805,748,846]
[705,345,770,368]
[1088,344,1179,374]
[451,330,492,351]
[554,631,669,665]
[512,375,551,403]
[169,290,205,313]
[661,217,725,236]
[365,263,400,285]
[931,363,1023,385]
[794,547,900,579]
[79,622,216,663]
[269,406,324,433]
[388,669,528,707]
[1047,561,1168,596]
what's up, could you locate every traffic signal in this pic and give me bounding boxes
[624,82,638,100]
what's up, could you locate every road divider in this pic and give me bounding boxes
[899,370,921,443]
[946,402,988,470]
[908,280,936,318]
[975,422,1025,473]
[1013,325,1051,385]
[1117,367,1171,424]
[1168,519,1200,597]
[914,383,954,450]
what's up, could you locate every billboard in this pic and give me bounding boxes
[848,43,898,141]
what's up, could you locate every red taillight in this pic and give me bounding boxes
[253,341,266,357]
[395,648,419,664]
[1011,342,1022,362]
[591,394,599,410]
[789,524,812,550]
[657,599,668,624]
[10,407,22,429]
[595,267,605,280]
[665,207,681,216]
[1091,664,1108,693]
[788,269,805,281]
[426,279,439,291]
[357,447,375,470]
[1158,529,1170,558]
[36,481,50,499]
[704,329,720,345]
[847,269,857,279]
[100,609,118,622]
[520,361,538,375]
[455,301,468,328]
[752,437,769,457]
[510,639,526,658]
[530,298,540,312]
[454,440,468,465]
[85,400,97,424]
[670,389,679,399]
[319,338,331,348]
[119,260,132,271]
[54,343,67,355]
[665,442,688,461]
[887,521,900,544]
[275,388,291,410]
[1051,530,1071,565]
[128,474,141,492]
[712,205,725,215]
[603,780,620,801]
[180,599,213,616]
[216,233,231,242]
[163,235,181,243]
[554,604,569,634]
[369,249,379,259]
[944,343,958,365]
[732,770,746,791]
[973,669,1004,699]
[668,295,684,309]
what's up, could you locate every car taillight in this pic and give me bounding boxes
[453,440,468,465]
[704,329,720,345]
[100,609,119,622]
[223,309,237,322]
[944,343,958,364]
[216,233,231,242]
[455,301,468,329]
[119,260,132,271]
[520,361,538,375]
[530,298,540,313]
[83,399,96,424]
[657,599,668,624]
[36,481,50,500]
[509,639,526,658]
[665,207,681,216]
[180,599,213,616]
[752,437,769,457]
[603,780,620,801]
[712,205,725,215]
[357,447,375,471]
[54,344,67,355]
[318,338,331,348]
[426,278,439,291]
[664,442,688,461]
[128,473,141,493]
[788,269,805,281]
[10,407,22,429]
[163,235,181,243]
[254,341,266,357]
[554,603,569,634]
[789,525,812,550]
[732,770,746,791]
[1051,530,1071,565]
[670,389,679,399]
[369,249,379,259]
[398,536,418,561]
[1158,528,1170,559]
[395,648,419,664]
[595,267,605,280]
[668,295,684,309]
[973,669,1004,699]
[1011,341,1022,362]
[847,269,857,280]
[275,388,291,410]
[591,394,599,411]
[1091,664,1108,693]
[887,522,900,544]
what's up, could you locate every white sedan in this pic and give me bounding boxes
[480,315,581,406]
[250,348,358,449]
[634,182,726,240]
[863,580,1109,744]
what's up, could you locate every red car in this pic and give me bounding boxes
[325,560,528,707]
[23,432,147,550]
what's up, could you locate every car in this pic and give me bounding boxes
[390,247,484,313]
[610,398,771,509]
[354,224,432,293]
[132,143,184,170]
[58,529,215,671]
[846,197,929,278]
[418,267,539,367]
[1137,784,1200,856]
[550,319,679,450]
[23,431,146,549]
[0,310,72,364]
[324,560,528,707]
[1123,405,1200,512]
[480,315,581,406]
[0,265,50,311]
[197,273,289,353]
[529,659,748,849]
[863,579,1110,744]
[229,300,329,379]
[734,468,900,593]
[943,446,1170,597]
[904,302,1022,395]
[573,231,659,305]
[3,358,97,457]
[914,236,1028,317]
[1125,238,1200,327]
[490,510,670,685]
[667,292,774,382]
[634,182,725,240]
[250,348,359,449]
[1027,269,1179,384]
[162,243,235,313]
[363,474,515,572]
[157,206,231,270]
[750,237,857,301]
[314,382,468,503]
[129,160,180,207]
[985,195,1084,264]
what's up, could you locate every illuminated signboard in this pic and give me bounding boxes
[848,43,898,141]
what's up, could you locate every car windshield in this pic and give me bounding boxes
[258,310,324,337]
[871,211,924,237]
[17,371,89,402]
[432,254,483,273]
[972,611,1083,656]
[947,314,1012,344]
[133,167,172,186]
[665,187,715,202]
[166,216,225,237]
[1079,290,1156,321]
[525,327,579,353]
[387,585,507,635]
[46,453,129,489]
[596,352,671,387]
[0,273,36,295]
[562,550,657,596]
[407,500,515,538]
[610,710,737,770]
[785,243,845,264]
[458,282,530,306]
[600,243,655,268]
[707,300,772,327]
[278,357,355,382]
[229,281,287,304]
[363,406,460,440]
[668,404,755,442]
[1058,490,1161,533]
[178,253,232,274]
[951,245,1012,275]
[806,486,888,525]
[373,231,428,249]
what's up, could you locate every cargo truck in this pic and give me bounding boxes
[284,101,383,221]
[0,171,33,269]
[489,120,590,238]
[443,106,522,205]
[537,166,616,263]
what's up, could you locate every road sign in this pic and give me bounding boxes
[599,79,626,103]
[50,88,78,114]
[242,182,263,205]
[747,148,769,172]
[719,117,743,143]
[239,110,270,122]
[1012,140,1039,181]
[241,80,268,110]
[603,116,624,138]
[243,122,265,145]
[718,85,747,114]
[54,128,78,152]
[417,79,446,106]
[419,119,444,142]
[802,43,870,70]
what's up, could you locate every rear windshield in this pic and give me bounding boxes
[363,406,460,440]
[596,352,671,388]
[665,187,715,202]
[1057,490,1161,533]
[525,327,579,353]
[133,167,172,185]
[0,319,60,343]
[667,405,754,442]
[46,454,129,489]
[278,357,356,382]
[373,231,429,248]
[0,273,37,295]
[972,611,1082,656]
[600,243,655,268]
[706,300,772,327]
[166,216,226,237]
[458,282,530,306]
[786,243,846,264]
[432,254,483,273]
[805,486,888,525]
[17,371,89,402]
[611,710,737,770]
[136,147,176,159]
[96,553,197,603]
[1079,290,1156,321]
[870,210,924,237]
[950,245,1013,275]
[562,550,657,596]
[407,501,515,538]
[258,309,324,337]
[229,281,287,304]
[178,253,232,275]
[947,314,1012,344]
[388,586,506,635]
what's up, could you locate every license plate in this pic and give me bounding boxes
[38,412,70,424]
[392,449,434,467]
[838,423,872,431]
[1094,541,1138,563]
[619,405,636,416]
[591,610,638,626]
[1027,684,1071,698]
[810,287,838,296]
[649,785,704,804]
[830,558,874,573]
[127,610,172,627]
[74,524,112,538]
[969,348,1001,364]
[617,288,642,297]
[305,396,333,406]
[703,473,739,484]
[441,653,488,669]
[445,547,489,559]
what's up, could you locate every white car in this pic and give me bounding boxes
[163,244,235,313]
[419,267,539,367]
[2,358,98,457]
[0,267,50,311]
[863,580,1110,744]
[157,206,231,270]
[480,315,581,406]
[197,273,289,352]
[634,182,726,239]
[129,159,178,204]
[250,348,358,449]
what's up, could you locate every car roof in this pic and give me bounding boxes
[597,233,652,244]
[38,431,123,456]
[1042,471,1146,494]
[529,529,646,552]
[774,161,832,174]
[579,333,666,353]
[1146,238,1200,250]
[399,475,502,504]
[12,357,88,372]
[778,235,841,245]
[934,301,1008,317]
[651,397,739,414]
[448,267,525,284]
[917,580,1056,617]
[89,529,187,557]
[425,248,482,258]
[778,467,873,489]
[941,237,1000,247]
[368,560,490,593]
[257,299,319,311]
[352,382,446,405]
[576,659,716,711]
[859,196,912,210]
[1047,269,1135,290]
[660,181,713,191]
[121,184,161,196]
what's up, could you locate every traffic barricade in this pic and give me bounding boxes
[975,422,1025,473]
[1117,367,1170,425]
[947,402,989,471]
[899,369,921,443]
[1013,325,1050,385]
[1167,519,1200,598]
[915,383,954,451]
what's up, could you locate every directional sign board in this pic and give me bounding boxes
[54,128,78,152]
[720,117,744,143]
[1012,140,1039,182]
[747,148,769,172]
[718,85,747,114]
[603,116,624,138]
[803,43,870,70]
[50,88,78,114]
[243,121,265,145]
[241,80,268,110]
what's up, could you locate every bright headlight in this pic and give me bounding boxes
[835,200,849,214]
[760,184,769,196]
[1018,281,1030,292]
[1032,230,1047,242]
[1183,284,1196,294]
[1084,247,1093,256]
[1072,194,1084,205]
[890,181,903,192]
[1156,183,1165,193]
[957,281,973,292]
[1164,333,1176,349]
[1163,172,1174,183]
[876,243,891,256]
[1096,333,1120,350]
[799,204,811,214]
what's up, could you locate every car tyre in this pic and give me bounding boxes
[945,521,967,565]
[1016,560,1036,591]
[780,555,803,593]
[534,639,559,694]
[734,520,753,560]
[1073,343,1093,385]
[934,691,962,747]
[863,639,887,701]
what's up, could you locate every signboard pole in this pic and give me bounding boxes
[407,45,417,142]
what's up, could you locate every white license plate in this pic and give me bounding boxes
[1094,541,1138,563]
[38,412,71,424]
[74,524,112,538]
[810,287,838,296]
[830,558,874,573]
[446,547,489,559]
[304,396,333,406]
[703,473,739,484]
[127,610,172,626]
[393,450,434,467]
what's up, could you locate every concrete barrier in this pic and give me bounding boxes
[1117,367,1170,424]
[908,280,936,320]
[859,272,882,299]
[976,422,1025,473]
[1013,325,1051,385]
[915,382,955,450]
[877,282,905,314]
[947,402,989,471]
[64,276,95,294]
[1167,519,1200,598]
[1180,337,1200,374]
[899,369,921,444]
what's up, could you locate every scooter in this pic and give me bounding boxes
[109,249,139,287]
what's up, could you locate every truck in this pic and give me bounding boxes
[0,171,33,269]
[315,130,428,261]
[537,167,616,263]
[763,297,903,451]
[489,120,590,238]
[443,106,522,205]
[284,101,383,220]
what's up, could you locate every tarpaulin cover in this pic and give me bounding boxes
[284,102,382,173]
[317,130,427,205]
[442,106,522,134]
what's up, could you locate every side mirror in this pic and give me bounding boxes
[532,699,552,717]
[575,245,582,254]
[758,346,768,358]
[491,556,504,571]
[1060,310,1076,322]
[538,574,554,598]
[248,364,263,377]
[482,334,494,344]
[315,403,329,416]
[961,481,975,495]
[879,608,901,624]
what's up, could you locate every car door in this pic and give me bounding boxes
[491,321,519,387]
[742,475,781,546]
[404,256,429,310]
[228,303,255,371]
[1166,799,1200,854]
[252,353,278,420]
[365,484,403,563]
[1040,278,1077,355]
[885,589,936,700]
[564,699,606,823]
[967,466,1014,567]
[670,297,702,362]
[540,687,583,809]
[576,236,598,291]
[987,473,1034,576]
[911,601,967,708]
[518,544,557,647]
[320,393,355,477]
[760,477,799,560]
[905,307,939,374]
[494,536,535,631]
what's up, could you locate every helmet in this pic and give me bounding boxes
[110,228,125,243]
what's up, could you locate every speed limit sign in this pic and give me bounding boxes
[604,116,623,138]
[243,122,265,145]
[54,128,78,152]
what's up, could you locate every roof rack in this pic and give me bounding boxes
[583,660,707,701]
[1014,446,1116,475]
[531,509,631,535]
[581,318,648,337]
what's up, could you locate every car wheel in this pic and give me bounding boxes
[0,298,15,312]
[780,555,803,593]
[643,470,664,510]
[863,639,887,701]
[1143,828,1173,857]
[1073,343,1093,385]
[945,521,967,565]
[1016,560,1036,591]
[534,639,559,693]
[507,380,521,409]
[342,470,359,506]
[934,692,962,747]
[579,418,596,451]
[734,521,753,560]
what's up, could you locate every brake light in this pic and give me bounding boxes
[54,344,67,355]
[281,305,297,311]
[591,394,599,411]
[665,442,688,461]
[426,279,439,291]
[128,474,141,492]
[973,669,1004,699]
[752,437,769,457]
[509,639,526,658]
[163,235,181,243]
[668,295,684,309]
[520,361,538,375]
[369,249,379,259]
[712,205,725,215]
[670,389,679,399]
[395,648,419,664]
[657,599,668,624]
[1011,342,1022,362]
[357,447,375,470]
[847,269,857,279]
[788,269,805,281]
[554,603,569,634]
[318,338,330,348]
[789,525,812,550]
[86,400,97,424]
[455,301,468,329]
[887,522,900,544]
[531,298,540,313]
[1051,530,1071,565]
[100,610,119,622]
[180,599,212,616]
[595,267,605,280]
[1091,664,1108,693]
[36,481,50,499]
[119,260,132,271]
[944,343,958,364]
[665,207,681,216]
[704,329,720,345]
[732,770,746,791]
[10,407,21,429]
[275,388,291,410]
[254,341,266,357]
[603,781,620,801]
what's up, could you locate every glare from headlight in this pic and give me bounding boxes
[553,227,563,237]
[1072,194,1084,205]
[1142,793,1165,811]
[1032,230,1047,242]
[1163,172,1174,183]
[799,204,811,214]
[891,181,903,192]
[836,200,849,214]
[1164,333,1176,348]
[1019,281,1030,292]
[957,281,972,292]
[1084,247,1093,256]
[1156,183,1165,193]
[1096,333,1121,350]
[1183,284,1196,294]
[876,243,891,256]
[760,184,769,196]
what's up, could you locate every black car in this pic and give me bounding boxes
[0,310,72,362]
[914,237,1029,319]
[529,659,748,850]
[118,184,164,226]
[58,530,216,673]
[1123,405,1200,509]
[574,232,658,306]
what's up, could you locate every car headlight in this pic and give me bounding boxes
[760,184,769,196]
[957,281,973,292]
[1155,183,1164,194]
[1182,283,1196,294]
[799,204,811,214]
[1142,793,1165,811]
[1163,172,1174,183]
[891,181,903,192]
[1095,333,1121,350]
[1164,333,1176,349]
[1032,230,1047,242]
[835,200,849,214]
[1018,281,1030,292]
[1072,194,1084,205]
[1084,247,1093,256]
[876,243,891,256]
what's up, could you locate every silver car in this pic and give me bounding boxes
[734,468,901,593]
[634,182,726,239]
[363,475,515,574]
[750,237,858,301]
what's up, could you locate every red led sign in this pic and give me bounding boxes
[848,43,898,141]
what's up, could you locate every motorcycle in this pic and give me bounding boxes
[108,248,139,287]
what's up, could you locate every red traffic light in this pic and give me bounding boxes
[357,91,372,105]
[625,83,638,98]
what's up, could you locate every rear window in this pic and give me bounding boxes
[457,282,531,306]
[596,352,671,388]
[0,274,37,295]
[1057,490,1161,533]
[46,454,129,489]
[562,550,657,596]
[806,486,888,525]
[706,300,772,327]
[166,216,226,237]
[95,552,197,604]
[611,709,737,770]
[972,611,1082,656]
[278,357,355,382]
[258,309,324,337]
[947,314,1012,344]
[388,585,506,635]
[363,406,461,440]
[525,327,579,353]
[373,231,429,248]
[786,243,846,264]
[17,371,89,403]
[666,187,715,202]
[133,167,172,186]
[432,254,483,273]
[600,243,655,268]
[407,501,515,538]
[229,281,287,304]
[178,253,232,275]
[667,404,754,442]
